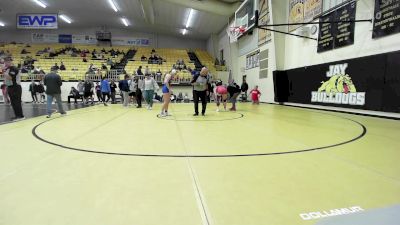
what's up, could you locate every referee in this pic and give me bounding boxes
[4,58,25,121]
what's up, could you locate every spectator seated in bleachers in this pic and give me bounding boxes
[141,55,147,61]
[33,67,45,75]
[87,63,96,74]
[51,63,60,71]
[80,52,87,57]
[82,57,88,62]
[20,49,30,54]
[137,66,144,75]
[60,62,66,71]
[101,63,108,70]
[106,58,114,66]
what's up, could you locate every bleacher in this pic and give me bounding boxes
[0,44,218,84]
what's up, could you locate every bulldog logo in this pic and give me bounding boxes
[311,63,365,105]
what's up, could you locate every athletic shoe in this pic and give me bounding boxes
[12,117,25,121]
[216,108,220,112]
[193,113,199,116]
[46,115,51,118]
[165,112,172,116]
[149,107,152,110]
[202,113,205,116]
[60,113,67,117]
[104,103,108,106]
[159,112,167,117]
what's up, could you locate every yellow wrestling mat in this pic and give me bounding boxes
[0,103,399,225]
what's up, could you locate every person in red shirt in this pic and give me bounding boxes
[250,85,261,104]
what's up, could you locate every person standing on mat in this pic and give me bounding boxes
[135,76,143,108]
[191,67,210,116]
[29,80,38,103]
[160,69,176,117]
[227,81,241,111]
[241,79,249,102]
[100,76,111,106]
[110,79,117,104]
[119,74,130,107]
[83,77,94,105]
[143,74,158,110]
[4,59,25,121]
[44,68,66,118]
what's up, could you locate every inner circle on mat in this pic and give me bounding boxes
[157,110,244,121]
[32,106,366,157]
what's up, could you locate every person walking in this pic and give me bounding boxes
[4,59,24,121]
[100,76,111,106]
[44,68,66,118]
[191,67,210,116]
[142,74,159,110]
[118,74,130,107]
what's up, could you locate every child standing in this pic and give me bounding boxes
[250,85,261,104]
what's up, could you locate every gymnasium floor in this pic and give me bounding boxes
[0,103,399,225]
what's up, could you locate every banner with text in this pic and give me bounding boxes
[318,2,356,53]
[283,50,400,113]
[373,0,400,38]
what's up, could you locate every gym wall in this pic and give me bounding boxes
[0,27,207,50]
[274,50,400,113]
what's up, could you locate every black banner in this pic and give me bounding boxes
[334,2,356,48]
[275,50,400,113]
[317,12,335,52]
[317,2,356,53]
[373,0,400,38]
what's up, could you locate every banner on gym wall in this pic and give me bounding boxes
[373,0,400,38]
[246,50,260,70]
[17,14,58,29]
[288,0,305,32]
[318,2,356,53]
[31,33,58,43]
[258,0,272,46]
[284,50,400,113]
[59,34,72,44]
[72,35,97,44]
[304,0,322,22]
[111,37,150,46]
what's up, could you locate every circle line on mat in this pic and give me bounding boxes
[31,110,367,158]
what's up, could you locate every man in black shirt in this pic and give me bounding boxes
[241,79,249,102]
[4,59,25,121]
[44,69,66,118]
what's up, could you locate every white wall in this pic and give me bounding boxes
[0,27,206,50]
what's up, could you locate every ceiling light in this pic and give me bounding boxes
[59,15,72,24]
[182,29,187,35]
[108,0,118,12]
[0,22,4,27]
[121,18,129,26]
[185,9,195,28]
[32,0,47,8]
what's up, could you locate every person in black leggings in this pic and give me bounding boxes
[191,67,210,116]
